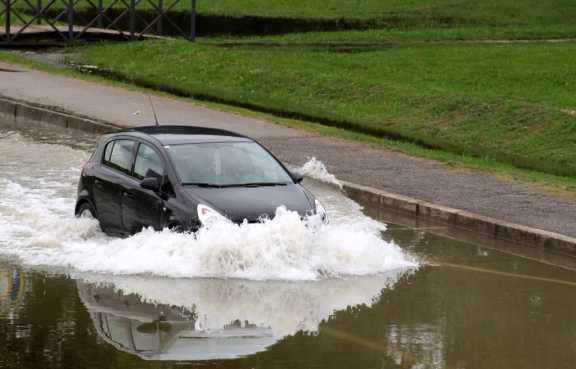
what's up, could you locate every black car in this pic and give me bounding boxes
[75,125,327,236]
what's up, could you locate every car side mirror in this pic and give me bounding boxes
[290,171,304,184]
[141,177,160,191]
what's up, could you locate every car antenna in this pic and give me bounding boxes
[148,94,160,127]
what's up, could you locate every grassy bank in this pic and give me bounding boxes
[73,0,576,22]
[3,49,576,197]
[212,26,576,44]
[27,0,576,39]
[74,39,576,177]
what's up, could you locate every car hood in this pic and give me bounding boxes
[183,185,313,223]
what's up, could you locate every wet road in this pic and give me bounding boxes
[1,120,576,369]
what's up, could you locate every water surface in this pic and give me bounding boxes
[1,119,576,369]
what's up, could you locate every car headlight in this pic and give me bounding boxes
[315,199,329,225]
[197,204,230,227]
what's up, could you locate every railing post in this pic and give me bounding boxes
[190,0,196,41]
[37,0,43,25]
[68,0,74,42]
[97,0,103,28]
[129,0,135,40]
[5,0,11,41]
[156,0,163,35]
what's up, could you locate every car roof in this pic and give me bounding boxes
[112,125,254,145]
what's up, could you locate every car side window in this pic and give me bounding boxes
[134,144,164,180]
[104,140,136,174]
[103,141,114,162]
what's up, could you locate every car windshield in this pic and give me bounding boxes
[166,141,293,186]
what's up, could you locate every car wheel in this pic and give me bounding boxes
[76,202,97,220]
[76,201,112,235]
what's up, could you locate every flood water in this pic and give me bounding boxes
[1,119,576,369]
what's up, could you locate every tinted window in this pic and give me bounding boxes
[103,141,114,162]
[105,140,135,173]
[166,142,293,185]
[134,144,164,180]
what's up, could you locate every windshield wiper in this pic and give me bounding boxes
[183,182,289,188]
[182,183,225,188]
[236,182,288,187]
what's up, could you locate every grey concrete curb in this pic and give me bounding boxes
[0,95,118,134]
[343,181,576,256]
[2,94,576,256]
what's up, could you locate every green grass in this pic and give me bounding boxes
[4,0,576,43]
[74,39,576,177]
[3,48,576,198]
[35,0,576,26]
[82,0,576,23]
[213,25,576,44]
[11,0,576,41]
[209,0,576,21]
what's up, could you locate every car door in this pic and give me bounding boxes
[121,142,166,234]
[92,139,137,233]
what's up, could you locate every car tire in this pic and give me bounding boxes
[76,201,110,234]
[76,201,97,220]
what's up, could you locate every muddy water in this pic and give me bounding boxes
[1,119,576,369]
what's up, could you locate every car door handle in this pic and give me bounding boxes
[122,192,135,199]
[94,179,103,189]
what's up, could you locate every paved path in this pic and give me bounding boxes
[1,61,576,237]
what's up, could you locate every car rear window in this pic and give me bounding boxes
[103,140,136,174]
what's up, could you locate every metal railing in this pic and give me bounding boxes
[0,0,196,44]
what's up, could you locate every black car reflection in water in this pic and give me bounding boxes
[75,273,403,362]
[77,281,278,361]
[75,126,327,236]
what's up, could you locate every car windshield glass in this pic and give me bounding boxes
[166,142,293,186]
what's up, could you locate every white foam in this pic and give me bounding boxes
[299,157,342,189]
[76,271,409,338]
[0,133,417,281]
[0,195,415,280]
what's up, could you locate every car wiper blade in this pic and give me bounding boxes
[183,182,288,188]
[182,183,225,188]
[236,182,289,187]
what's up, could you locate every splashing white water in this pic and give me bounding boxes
[0,187,414,280]
[299,157,342,189]
[76,270,408,338]
[0,131,417,280]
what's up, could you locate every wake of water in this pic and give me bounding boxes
[0,130,417,280]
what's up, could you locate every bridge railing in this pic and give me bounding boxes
[0,0,196,44]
